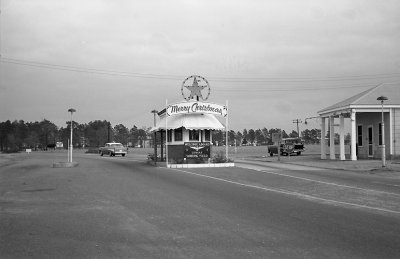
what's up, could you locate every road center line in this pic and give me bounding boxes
[171,168,400,215]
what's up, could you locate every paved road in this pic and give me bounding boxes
[235,159,400,196]
[1,152,400,258]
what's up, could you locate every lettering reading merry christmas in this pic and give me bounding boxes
[168,102,227,117]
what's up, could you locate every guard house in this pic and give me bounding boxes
[318,83,400,160]
[151,75,230,167]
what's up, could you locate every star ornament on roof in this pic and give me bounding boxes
[181,75,210,101]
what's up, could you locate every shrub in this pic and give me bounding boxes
[211,151,234,163]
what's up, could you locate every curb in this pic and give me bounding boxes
[52,162,79,168]
[239,157,400,173]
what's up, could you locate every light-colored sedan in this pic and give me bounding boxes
[100,143,127,157]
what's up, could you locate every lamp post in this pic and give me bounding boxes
[151,110,158,162]
[68,108,76,163]
[151,110,158,127]
[377,96,388,167]
[304,116,319,125]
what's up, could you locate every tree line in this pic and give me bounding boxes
[0,119,325,152]
[0,119,148,152]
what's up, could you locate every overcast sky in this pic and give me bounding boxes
[1,0,399,132]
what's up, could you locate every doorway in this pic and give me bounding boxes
[368,126,373,157]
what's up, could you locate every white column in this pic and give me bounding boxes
[389,108,393,156]
[70,114,73,163]
[339,115,345,161]
[226,100,229,160]
[320,117,326,159]
[350,110,357,161]
[165,99,168,167]
[330,116,335,160]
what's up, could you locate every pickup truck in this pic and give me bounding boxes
[268,138,304,156]
[99,142,127,157]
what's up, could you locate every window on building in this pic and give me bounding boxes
[204,129,210,141]
[174,128,183,141]
[189,130,199,141]
[378,123,382,145]
[167,130,172,142]
[357,125,363,146]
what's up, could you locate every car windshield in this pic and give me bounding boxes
[283,138,301,144]
[110,144,123,148]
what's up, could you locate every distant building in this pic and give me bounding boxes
[318,83,400,160]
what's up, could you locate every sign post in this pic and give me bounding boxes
[272,131,282,162]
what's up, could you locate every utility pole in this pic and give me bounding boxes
[292,119,302,137]
[108,122,111,142]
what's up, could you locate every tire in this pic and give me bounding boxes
[122,154,125,157]
[100,152,103,156]
[297,152,301,156]
[269,152,274,157]
[109,152,113,157]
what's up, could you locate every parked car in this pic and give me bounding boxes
[268,138,304,156]
[99,142,127,157]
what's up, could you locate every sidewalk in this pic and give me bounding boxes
[240,154,400,173]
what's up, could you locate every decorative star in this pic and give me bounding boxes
[184,76,208,100]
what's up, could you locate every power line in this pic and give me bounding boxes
[210,73,400,82]
[212,84,377,92]
[0,57,182,80]
[2,56,400,84]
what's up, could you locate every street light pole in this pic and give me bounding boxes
[68,108,76,163]
[151,110,158,162]
[377,96,388,167]
[151,110,158,127]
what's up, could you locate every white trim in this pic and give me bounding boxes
[351,110,357,160]
[168,163,235,168]
[390,108,393,155]
[353,108,391,113]
[352,105,399,109]
[319,106,394,117]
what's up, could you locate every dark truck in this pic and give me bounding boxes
[268,138,305,156]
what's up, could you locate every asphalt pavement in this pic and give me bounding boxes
[1,151,400,258]
[236,153,400,175]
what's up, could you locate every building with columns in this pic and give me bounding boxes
[318,83,400,160]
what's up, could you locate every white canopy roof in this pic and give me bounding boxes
[151,113,225,132]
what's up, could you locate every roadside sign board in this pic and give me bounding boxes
[184,142,211,159]
[272,133,282,143]
[167,101,227,117]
